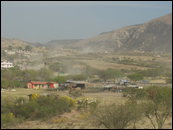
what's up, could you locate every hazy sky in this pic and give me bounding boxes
[1,1,172,43]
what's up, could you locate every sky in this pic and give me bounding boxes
[1,1,172,43]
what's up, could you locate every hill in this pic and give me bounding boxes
[68,13,172,53]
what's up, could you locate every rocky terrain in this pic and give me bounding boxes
[1,13,172,71]
[67,13,172,53]
[2,13,172,54]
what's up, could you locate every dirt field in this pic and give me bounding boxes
[78,59,148,70]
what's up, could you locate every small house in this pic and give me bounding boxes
[27,81,48,89]
[1,61,14,69]
[66,80,86,89]
[27,81,58,89]
[48,82,59,88]
[72,83,85,89]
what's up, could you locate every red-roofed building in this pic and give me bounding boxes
[27,81,58,89]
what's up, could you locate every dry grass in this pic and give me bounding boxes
[105,55,154,61]
[1,88,69,100]
[2,88,172,129]
[78,59,148,70]
[84,92,127,105]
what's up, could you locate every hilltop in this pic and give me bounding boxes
[64,13,172,53]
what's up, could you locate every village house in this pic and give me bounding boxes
[1,61,14,69]
[27,81,59,89]
[5,50,16,55]
[65,80,86,89]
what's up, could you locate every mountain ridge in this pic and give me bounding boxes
[69,13,172,53]
[1,13,172,54]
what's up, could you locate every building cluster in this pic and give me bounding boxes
[27,80,86,90]
[1,61,14,69]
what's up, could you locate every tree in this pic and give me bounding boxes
[1,78,10,89]
[53,76,66,84]
[93,103,143,129]
[122,87,146,100]
[127,73,144,82]
[49,62,64,72]
[68,74,88,81]
[37,68,53,81]
[8,45,12,51]
[142,86,172,129]
[25,45,32,51]
[1,67,27,88]
[98,68,124,82]
[166,78,172,84]
[18,46,23,50]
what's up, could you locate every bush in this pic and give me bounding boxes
[1,112,21,128]
[5,95,76,120]
[122,87,146,100]
[97,68,124,81]
[166,78,172,83]
[76,97,99,112]
[69,88,83,98]
[1,96,16,114]
[143,86,172,129]
[68,74,88,81]
[59,96,77,108]
[53,76,67,84]
[127,73,144,81]
[93,103,143,129]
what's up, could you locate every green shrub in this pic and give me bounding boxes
[122,87,146,100]
[59,96,77,108]
[166,78,172,83]
[1,112,21,128]
[3,95,76,120]
[127,73,144,81]
[1,96,16,114]
[93,103,143,129]
[68,74,88,81]
[53,76,67,84]
[127,86,172,129]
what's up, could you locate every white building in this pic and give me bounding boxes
[1,61,14,69]
[4,50,16,55]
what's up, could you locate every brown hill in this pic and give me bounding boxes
[69,13,172,53]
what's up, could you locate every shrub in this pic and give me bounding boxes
[69,74,88,81]
[76,97,99,112]
[93,103,143,129]
[166,78,172,83]
[143,86,172,129]
[69,88,83,98]
[51,116,68,123]
[59,96,77,108]
[97,68,124,81]
[1,112,21,128]
[1,96,16,114]
[122,87,146,100]
[29,93,40,100]
[10,95,76,120]
[127,73,144,81]
[53,76,67,84]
